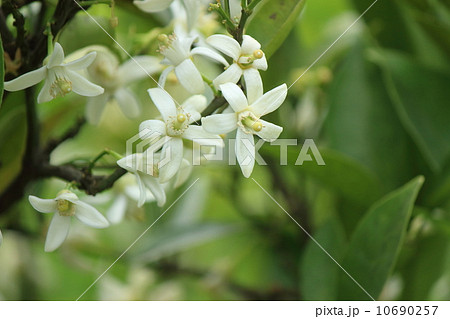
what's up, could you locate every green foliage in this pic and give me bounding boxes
[246,0,307,58]
[338,176,424,300]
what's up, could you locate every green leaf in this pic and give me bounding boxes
[246,0,307,58]
[323,41,418,192]
[299,218,346,300]
[374,51,450,172]
[132,223,237,263]
[293,148,381,207]
[337,176,424,300]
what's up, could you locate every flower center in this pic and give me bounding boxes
[56,190,76,216]
[157,33,189,66]
[237,49,264,69]
[50,77,72,98]
[238,111,264,134]
[166,110,190,137]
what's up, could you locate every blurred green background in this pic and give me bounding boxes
[0,0,450,300]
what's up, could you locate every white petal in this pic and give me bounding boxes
[254,120,283,142]
[114,88,141,118]
[141,174,166,207]
[37,77,53,103]
[220,82,248,113]
[67,70,104,96]
[212,63,242,89]
[106,194,128,224]
[135,173,147,207]
[182,94,207,123]
[85,93,110,125]
[173,159,192,188]
[29,195,57,213]
[243,68,263,105]
[133,0,174,12]
[251,83,287,117]
[148,88,177,121]
[158,137,184,183]
[117,154,139,173]
[206,35,241,60]
[64,51,97,70]
[44,214,71,252]
[174,59,204,94]
[56,191,79,202]
[139,119,166,139]
[158,66,174,88]
[202,113,237,134]
[236,129,255,178]
[74,201,109,228]
[4,66,46,91]
[191,47,229,66]
[118,56,162,84]
[182,125,225,148]
[252,55,268,70]
[47,43,65,68]
[241,35,261,55]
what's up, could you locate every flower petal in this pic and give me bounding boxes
[252,54,268,71]
[47,43,65,68]
[74,201,109,228]
[173,159,192,188]
[206,35,241,60]
[158,65,174,88]
[133,0,174,12]
[135,173,147,207]
[202,113,237,134]
[251,83,287,117]
[212,63,242,89]
[182,125,224,148]
[4,66,46,91]
[241,35,261,55]
[37,77,54,104]
[182,94,207,123]
[106,194,128,225]
[118,56,162,84]
[191,47,229,66]
[174,59,204,94]
[67,70,104,96]
[158,137,184,183]
[148,87,177,121]
[141,174,166,207]
[139,119,166,139]
[243,68,263,105]
[29,195,57,213]
[85,93,110,125]
[236,129,255,178]
[114,88,141,118]
[254,119,283,142]
[44,214,71,252]
[220,82,248,113]
[64,51,97,70]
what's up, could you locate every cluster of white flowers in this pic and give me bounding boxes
[2,0,287,251]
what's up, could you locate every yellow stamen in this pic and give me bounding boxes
[253,49,264,59]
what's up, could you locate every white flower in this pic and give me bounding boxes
[28,190,109,252]
[206,34,267,90]
[134,0,174,12]
[85,49,162,124]
[139,88,224,182]
[157,33,227,94]
[117,152,167,208]
[4,42,104,104]
[202,82,287,178]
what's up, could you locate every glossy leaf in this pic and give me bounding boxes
[299,218,346,300]
[246,0,307,58]
[338,176,424,300]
